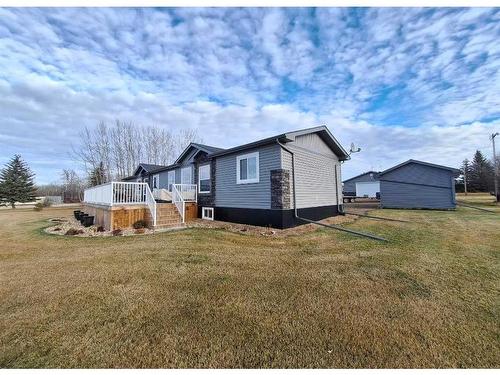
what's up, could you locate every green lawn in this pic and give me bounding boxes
[0,194,499,368]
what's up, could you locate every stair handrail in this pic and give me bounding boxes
[144,183,157,227]
[172,184,185,223]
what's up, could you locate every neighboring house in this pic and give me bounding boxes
[343,171,380,198]
[379,159,460,210]
[96,126,349,229]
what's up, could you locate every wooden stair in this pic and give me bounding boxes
[155,203,183,229]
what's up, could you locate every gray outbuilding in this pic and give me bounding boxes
[343,171,380,197]
[379,159,460,210]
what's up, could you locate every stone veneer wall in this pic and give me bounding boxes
[270,169,291,209]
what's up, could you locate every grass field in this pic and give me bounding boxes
[1,194,499,368]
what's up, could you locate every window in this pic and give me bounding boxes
[181,167,192,185]
[152,174,159,189]
[236,152,259,184]
[202,207,214,220]
[198,164,211,193]
[167,170,175,191]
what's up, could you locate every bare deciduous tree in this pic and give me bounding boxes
[72,121,202,182]
[61,169,85,201]
[175,128,203,157]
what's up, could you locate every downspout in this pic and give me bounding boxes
[334,163,345,215]
[276,138,387,242]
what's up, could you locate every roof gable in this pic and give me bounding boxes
[132,163,165,176]
[379,159,460,176]
[283,126,350,160]
[175,143,225,164]
[211,125,349,160]
[343,171,380,183]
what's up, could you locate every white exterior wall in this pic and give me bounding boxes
[281,133,342,209]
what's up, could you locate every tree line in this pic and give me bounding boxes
[73,120,202,185]
[0,121,202,207]
[458,150,499,193]
[2,127,498,207]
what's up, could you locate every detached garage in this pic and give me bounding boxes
[379,159,460,210]
[343,171,380,198]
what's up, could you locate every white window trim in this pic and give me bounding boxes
[236,152,260,184]
[198,164,211,194]
[167,170,175,191]
[202,207,214,220]
[181,166,192,185]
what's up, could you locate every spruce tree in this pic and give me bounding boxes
[469,150,494,192]
[0,155,37,208]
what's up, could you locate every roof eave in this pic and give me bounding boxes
[379,159,460,176]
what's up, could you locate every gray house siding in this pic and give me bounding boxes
[215,144,281,209]
[343,172,379,194]
[153,166,195,189]
[282,134,341,209]
[380,163,456,209]
[156,170,170,189]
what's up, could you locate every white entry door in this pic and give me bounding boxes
[356,181,380,197]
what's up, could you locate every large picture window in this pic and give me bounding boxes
[236,152,259,184]
[198,164,211,193]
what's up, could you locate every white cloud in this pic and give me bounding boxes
[0,7,498,184]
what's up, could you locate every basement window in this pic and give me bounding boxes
[202,207,214,220]
[236,152,259,184]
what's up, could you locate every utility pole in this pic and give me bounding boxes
[462,159,469,195]
[464,165,467,196]
[492,132,499,202]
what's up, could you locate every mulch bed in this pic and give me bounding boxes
[44,217,155,237]
[45,206,371,238]
[186,211,364,237]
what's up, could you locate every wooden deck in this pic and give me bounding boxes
[82,202,198,230]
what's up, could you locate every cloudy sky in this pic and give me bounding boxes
[0,7,499,184]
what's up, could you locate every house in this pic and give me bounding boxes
[342,171,380,198]
[82,126,350,230]
[379,159,460,210]
[122,163,165,184]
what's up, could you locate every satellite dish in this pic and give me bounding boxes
[350,142,361,154]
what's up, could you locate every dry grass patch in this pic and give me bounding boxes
[0,203,498,368]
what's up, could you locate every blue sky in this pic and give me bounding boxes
[0,7,499,184]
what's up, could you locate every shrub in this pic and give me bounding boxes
[112,229,122,236]
[33,202,44,211]
[96,226,105,232]
[42,198,52,207]
[65,228,84,236]
[133,220,148,229]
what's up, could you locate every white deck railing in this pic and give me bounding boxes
[83,182,113,205]
[174,184,197,202]
[84,182,198,227]
[83,182,157,226]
